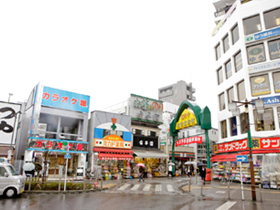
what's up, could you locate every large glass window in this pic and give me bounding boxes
[223,34,230,53]
[243,15,261,35]
[234,51,243,72]
[273,71,280,93]
[217,67,223,85]
[227,87,234,103]
[240,113,248,134]
[247,43,266,65]
[221,120,227,139]
[225,60,232,79]
[219,93,225,111]
[250,74,271,96]
[254,108,275,131]
[268,39,280,60]
[215,44,221,60]
[237,80,246,101]
[230,117,237,136]
[231,24,239,45]
[264,7,280,30]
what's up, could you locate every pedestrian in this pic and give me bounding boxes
[201,166,206,185]
[187,166,192,178]
[167,162,173,178]
[138,166,145,182]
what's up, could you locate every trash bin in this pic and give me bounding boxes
[205,168,212,181]
[76,167,84,180]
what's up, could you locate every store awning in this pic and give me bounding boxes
[93,148,133,154]
[211,154,240,162]
[98,153,133,160]
[133,150,168,159]
[241,149,280,155]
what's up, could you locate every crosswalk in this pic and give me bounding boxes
[115,183,176,193]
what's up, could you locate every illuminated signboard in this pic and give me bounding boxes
[175,109,197,130]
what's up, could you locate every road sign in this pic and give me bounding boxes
[236,155,247,162]
[64,153,71,159]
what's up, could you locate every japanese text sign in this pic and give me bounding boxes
[41,86,90,113]
[213,137,280,153]
[94,139,132,149]
[175,136,202,147]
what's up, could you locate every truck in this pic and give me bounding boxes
[0,158,25,198]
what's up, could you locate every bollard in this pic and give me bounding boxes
[188,178,191,192]
[259,184,262,202]
[28,176,32,191]
[58,178,61,191]
[200,181,203,196]
[83,178,86,190]
[101,176,103,189]
[228,181,230,200]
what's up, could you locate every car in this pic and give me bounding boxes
[0,158,25,198]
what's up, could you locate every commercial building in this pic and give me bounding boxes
[16,83,90,177]
[212,0,280,188]
[158,80,196,106]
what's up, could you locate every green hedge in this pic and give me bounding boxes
[25,181,92,191]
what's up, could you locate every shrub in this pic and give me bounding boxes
[25,181,92,191]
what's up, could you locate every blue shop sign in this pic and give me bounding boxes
[41,86,90,113]
[259,96,280,106]
[254,27,280,41]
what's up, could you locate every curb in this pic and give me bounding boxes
[23,187,109,195]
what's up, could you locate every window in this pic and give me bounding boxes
[223,34,230,53]
[227,87,234,103]
[254,108,275,131]
[243,15,261,35]
[234,51,243,72]
[273,71,280,93]
[250,74,271,96]
[230,117,237,136]
[225,60,232,79]
[268,39,280,60]
[0,167,7,177]
[231,24,239,45]
[215,43,221,60]
[264,7,280,30]
[219,93,225,111]
[221,120,227,139]
[247,43,266,65]
[237,80,246,101]
[240,113,248,134]
[135,129,142,135]
[217,67,223,85]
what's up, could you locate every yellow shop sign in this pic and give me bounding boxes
[175,109,197,130]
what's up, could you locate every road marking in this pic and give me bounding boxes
[216,191,225,194]
[117,183,130,191]
[167,184,174,192]
[143,184,151,191]
[131,184,140,191]
[215,201,236,210]
[155,185,162,192]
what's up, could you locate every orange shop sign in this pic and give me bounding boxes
[94,134,132,149]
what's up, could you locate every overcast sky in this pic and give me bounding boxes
[0,1,218,127]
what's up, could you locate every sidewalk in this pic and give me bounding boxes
[181,177,280,207]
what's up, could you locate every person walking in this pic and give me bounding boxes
[167,163,173,178]
[200,166,206,185]
[138,166,145,182]
[187,166,192,178]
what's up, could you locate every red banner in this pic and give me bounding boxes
[213,137,280,153]
[175,136,202,147]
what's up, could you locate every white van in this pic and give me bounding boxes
[0,158,25,198]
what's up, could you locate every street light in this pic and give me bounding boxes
[228,98,264,201]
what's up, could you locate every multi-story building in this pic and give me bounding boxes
[212,0,280,185]
[158,80,196,106]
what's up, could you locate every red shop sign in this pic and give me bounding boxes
[175,136,202,147]
[213,137,280,154]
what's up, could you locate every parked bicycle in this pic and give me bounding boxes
[220,171,232,184]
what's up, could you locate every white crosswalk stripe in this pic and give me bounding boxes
[155,185,162,192]
[167,184,174,192]
[143,184,151,191]
[117,183,130,190]
[131,184,140,191]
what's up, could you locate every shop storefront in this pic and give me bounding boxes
[19,83,90,177]
[211,137,280,189]
[89,111,133,179]
[168,151,195,176]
